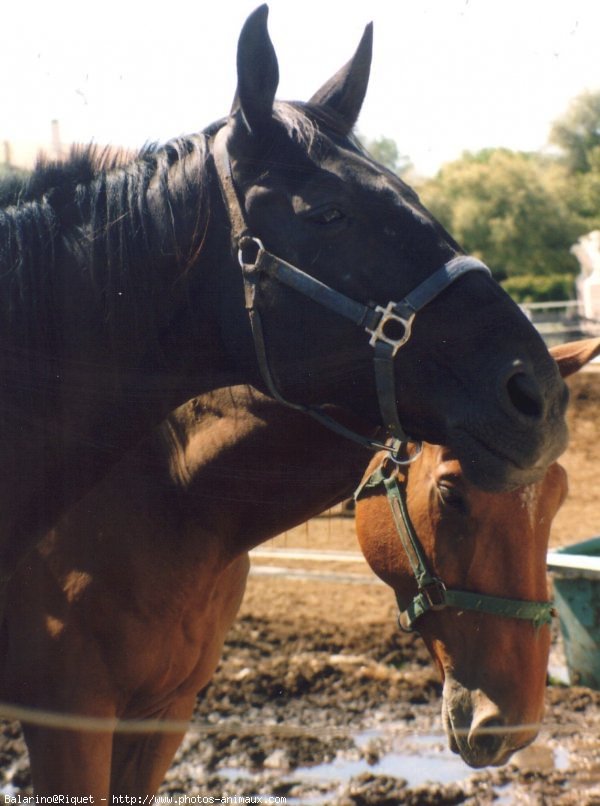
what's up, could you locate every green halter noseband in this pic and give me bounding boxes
[354,461,555,633]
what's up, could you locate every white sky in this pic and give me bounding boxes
[2,0,600,175]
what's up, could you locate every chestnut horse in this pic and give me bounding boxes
[0,5,568,586]
[0,339,596,794]
[356,338,600,768]
[1,386,370,796]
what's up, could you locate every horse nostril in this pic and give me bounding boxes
[505,371,544,420]
[468,716,504,761]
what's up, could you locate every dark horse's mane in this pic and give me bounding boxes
[0,102,366,367]
[0,134,212,361]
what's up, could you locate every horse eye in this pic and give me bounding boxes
[438,481,467,513]
[307,207,345,225]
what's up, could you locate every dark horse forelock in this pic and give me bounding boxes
[0,136,213,361]
[273,102,319,149]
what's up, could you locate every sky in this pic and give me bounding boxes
[2,0,600,176]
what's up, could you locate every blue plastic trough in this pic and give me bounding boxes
[547,537,600,689]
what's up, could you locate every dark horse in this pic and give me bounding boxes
[0,5,567,580]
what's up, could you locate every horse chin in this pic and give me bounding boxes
[447,427,567,493]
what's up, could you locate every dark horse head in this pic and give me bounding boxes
[0,5,567,580]
[212,5,567,491]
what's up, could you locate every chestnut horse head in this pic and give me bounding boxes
[355,338,599,768]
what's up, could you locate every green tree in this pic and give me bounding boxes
[550,90,600,174]
[581,166,600,219]
[501,274,575,303]
[547,90,600,247]
[361,135,412,175]
[418,149,585,299]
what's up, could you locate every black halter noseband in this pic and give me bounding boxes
[212,126,492,454]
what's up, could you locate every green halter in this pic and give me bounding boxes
[354,462,555,633]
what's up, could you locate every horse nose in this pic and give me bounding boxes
[467,715,505,766]
[499,363,545,421]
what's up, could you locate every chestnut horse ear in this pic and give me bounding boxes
[232,5,279,134]
[308,23,373,132]
[550,337,600,378]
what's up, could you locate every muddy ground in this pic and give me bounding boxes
[1,370,599,804]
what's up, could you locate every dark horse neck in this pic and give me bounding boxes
[0,137,245,572]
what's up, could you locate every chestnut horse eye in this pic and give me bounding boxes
[438,481,468,514]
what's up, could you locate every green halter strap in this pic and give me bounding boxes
[355,462,555,633]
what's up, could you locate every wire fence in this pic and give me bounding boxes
[0,698,594,742]
[0,551,596,742]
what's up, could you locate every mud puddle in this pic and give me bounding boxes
[3,615,600,804]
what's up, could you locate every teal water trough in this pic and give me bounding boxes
[547,537,600,689]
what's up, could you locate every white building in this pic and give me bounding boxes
[572,231,600,323]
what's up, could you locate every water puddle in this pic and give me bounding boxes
[220,725,573,805]
[220,727,472,802]
[296,728,471,788]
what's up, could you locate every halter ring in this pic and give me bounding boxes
[238,236,264,271]
[388,441,424,466]
[367,302,415,355]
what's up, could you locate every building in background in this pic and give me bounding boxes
[572,231,600,325]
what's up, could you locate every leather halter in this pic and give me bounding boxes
[354,460,555,632]
[212,125,492,453]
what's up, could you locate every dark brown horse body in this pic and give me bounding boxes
[1,339,597,794]
[0,5,568,582]
[2,386,370,795]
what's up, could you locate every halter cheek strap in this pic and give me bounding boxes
[212,126,492,454]
[354,463,555,632]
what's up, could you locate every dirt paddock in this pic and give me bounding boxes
[1,370,599,804]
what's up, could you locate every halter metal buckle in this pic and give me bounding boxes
[388,440,423,466]
[397,609,415,633]
[422,579,447,610]
[367,302,415,356]
[238,237,265,271]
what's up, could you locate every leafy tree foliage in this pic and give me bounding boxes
[418,149,585,288]
[550,91,600,174]
[501,273,576,303]
[361,135,412,176]
[362,90,600,301]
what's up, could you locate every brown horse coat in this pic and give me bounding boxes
[1,387,369,796]
[1,338,598,793]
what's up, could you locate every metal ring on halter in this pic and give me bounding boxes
[388,441,423,466]
[238,236,264,270]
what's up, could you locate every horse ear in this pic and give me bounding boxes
[232,5,279,135]
[308,23,373,132]
[550,337,600,378]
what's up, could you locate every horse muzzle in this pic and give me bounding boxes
[441,678,540,768]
